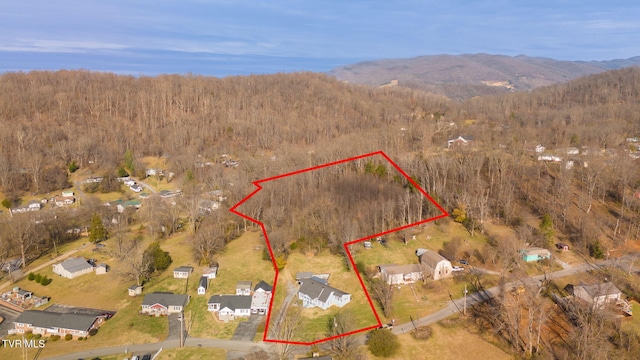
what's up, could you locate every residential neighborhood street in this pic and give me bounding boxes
[393,254,638,334]
[42,338,273,360]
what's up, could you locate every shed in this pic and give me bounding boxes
[95,263,109,275]
[197,276,208,295]
[128,284,143,297]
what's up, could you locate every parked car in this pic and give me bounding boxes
[452,266,464,272]
[458,259,469,265]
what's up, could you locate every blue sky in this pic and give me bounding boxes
[1,1,640,76]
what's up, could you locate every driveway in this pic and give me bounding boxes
[231,314,264,341]
[166,313,185,342]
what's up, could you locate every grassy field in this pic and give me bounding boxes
[366,320,512,360]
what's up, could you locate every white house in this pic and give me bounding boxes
[207,295,252,321]
[297,278,351,310]
[141,293,190,316]
[52,257,94,279]
[197,276,208,295]
[416,249,453,280]
[378,264,423,285]
[173,266,194,279]
[251,281,273,315]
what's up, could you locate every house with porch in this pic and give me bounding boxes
[297,278,351,310]
[207,295,252,321]
[140,293,190,316]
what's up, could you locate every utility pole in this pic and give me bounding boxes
[463,284,468,316]
[180,312,184,348]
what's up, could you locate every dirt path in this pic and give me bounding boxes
[271,269,298,330]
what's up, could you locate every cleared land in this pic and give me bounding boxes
[368,320,511,360]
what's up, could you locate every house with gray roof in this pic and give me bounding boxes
[141,292,190,316]
[207,295,252,321]
[568,282,623,309]
[11,310,103,338]
[297,278,350,310]
[52,257,94,279]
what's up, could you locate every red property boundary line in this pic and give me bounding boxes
[229,150,449,345]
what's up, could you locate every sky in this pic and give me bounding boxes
[1,1,640,76]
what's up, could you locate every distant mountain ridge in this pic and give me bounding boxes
[328,54,640,100]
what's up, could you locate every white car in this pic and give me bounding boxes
[452,266,465,272]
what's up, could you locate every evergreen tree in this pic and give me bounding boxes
[143,242,172,273]
[89,213,107,243]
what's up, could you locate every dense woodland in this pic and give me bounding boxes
[1,67,640,358]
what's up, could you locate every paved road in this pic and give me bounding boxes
[392,255,634,335]
[42,338,273,360]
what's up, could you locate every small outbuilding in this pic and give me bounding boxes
[173,266,194,279]
[197,276,208,295]
[95,263,109,275]
[128,284,143,297]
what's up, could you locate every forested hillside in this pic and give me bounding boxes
[0,68,639,265]
[0,68,640,358]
